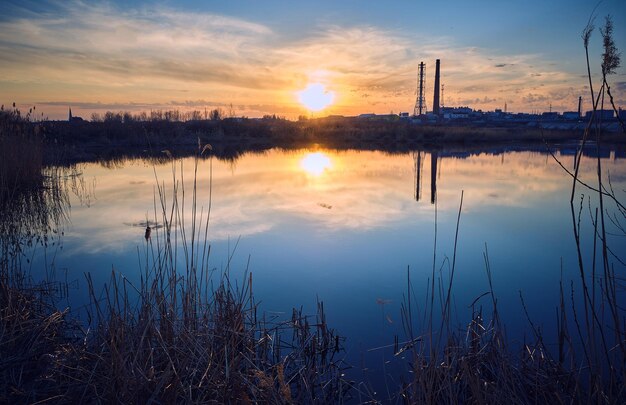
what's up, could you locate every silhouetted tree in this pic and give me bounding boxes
[209,109,222,121]
[227,103,236,118]
[104,111,122,123]
[189,110,202,121]
[150,110,163,121]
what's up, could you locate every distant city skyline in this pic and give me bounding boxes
[1,0,625,120]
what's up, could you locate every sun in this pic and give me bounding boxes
[300,152,332,176]
[297,83,335,112]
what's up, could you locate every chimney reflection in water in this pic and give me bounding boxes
[430,152,438,204]
[414,151,422,202]
[414,151,437,205]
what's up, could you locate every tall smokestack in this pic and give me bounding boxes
[433,59,441,115]
[578,96,582,118]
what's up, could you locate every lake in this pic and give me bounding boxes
[20,144,626,400]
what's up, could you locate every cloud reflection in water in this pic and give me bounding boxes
[59,148,626,255]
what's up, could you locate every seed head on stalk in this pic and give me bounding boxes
[600,15,620,76]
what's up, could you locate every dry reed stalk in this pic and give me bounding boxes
[1,141,353,403]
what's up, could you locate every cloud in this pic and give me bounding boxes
[36,100,228,111]
[169,100,226,107]
[0,1,281,87]
[457,96,497,105]
[522,93,549,104]
[241,103,305,116]
[0,0,614,118]
[37,101,165,110]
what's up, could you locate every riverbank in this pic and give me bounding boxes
[35,115,626,151]
[3,117,617,167]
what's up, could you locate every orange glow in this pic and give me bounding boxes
[300,152,333,175]
[297,83,335,112]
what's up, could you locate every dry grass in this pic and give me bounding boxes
[397,178,625,404]
[0,144,352,404]
[0,108,45,198]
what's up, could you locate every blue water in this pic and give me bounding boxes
[22,145,626,401]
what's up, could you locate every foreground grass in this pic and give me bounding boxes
[0,142,352,403]
[2,261,623,404]
[1,272,349,403]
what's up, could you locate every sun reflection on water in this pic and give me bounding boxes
[300,152,332,176]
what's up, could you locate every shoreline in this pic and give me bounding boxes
[22,117,625,165]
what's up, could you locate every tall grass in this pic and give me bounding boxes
[0,109,74,402]
[397,183,624,402]
[0,141,352,403]
[0,106,68,286]
[0,105,45,198]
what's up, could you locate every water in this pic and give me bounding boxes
[18,145,626,399]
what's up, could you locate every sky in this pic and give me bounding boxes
[0,0,625,120]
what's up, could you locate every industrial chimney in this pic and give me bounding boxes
[577,96,582,118]
[433,59,441,116]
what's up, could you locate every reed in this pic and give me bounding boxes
[0,106,68,287]
[0,141,352,404]
[397,244,590,403]
[396,189,624,403]
[397,15,625,404]
[0,106,45,197]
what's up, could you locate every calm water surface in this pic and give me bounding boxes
[28,146,626,396]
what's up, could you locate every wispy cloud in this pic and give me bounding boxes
[0,2,285,87]
[0,0,604,118]
[36,100,228,110]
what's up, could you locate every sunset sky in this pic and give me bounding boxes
[1,0,625,120]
